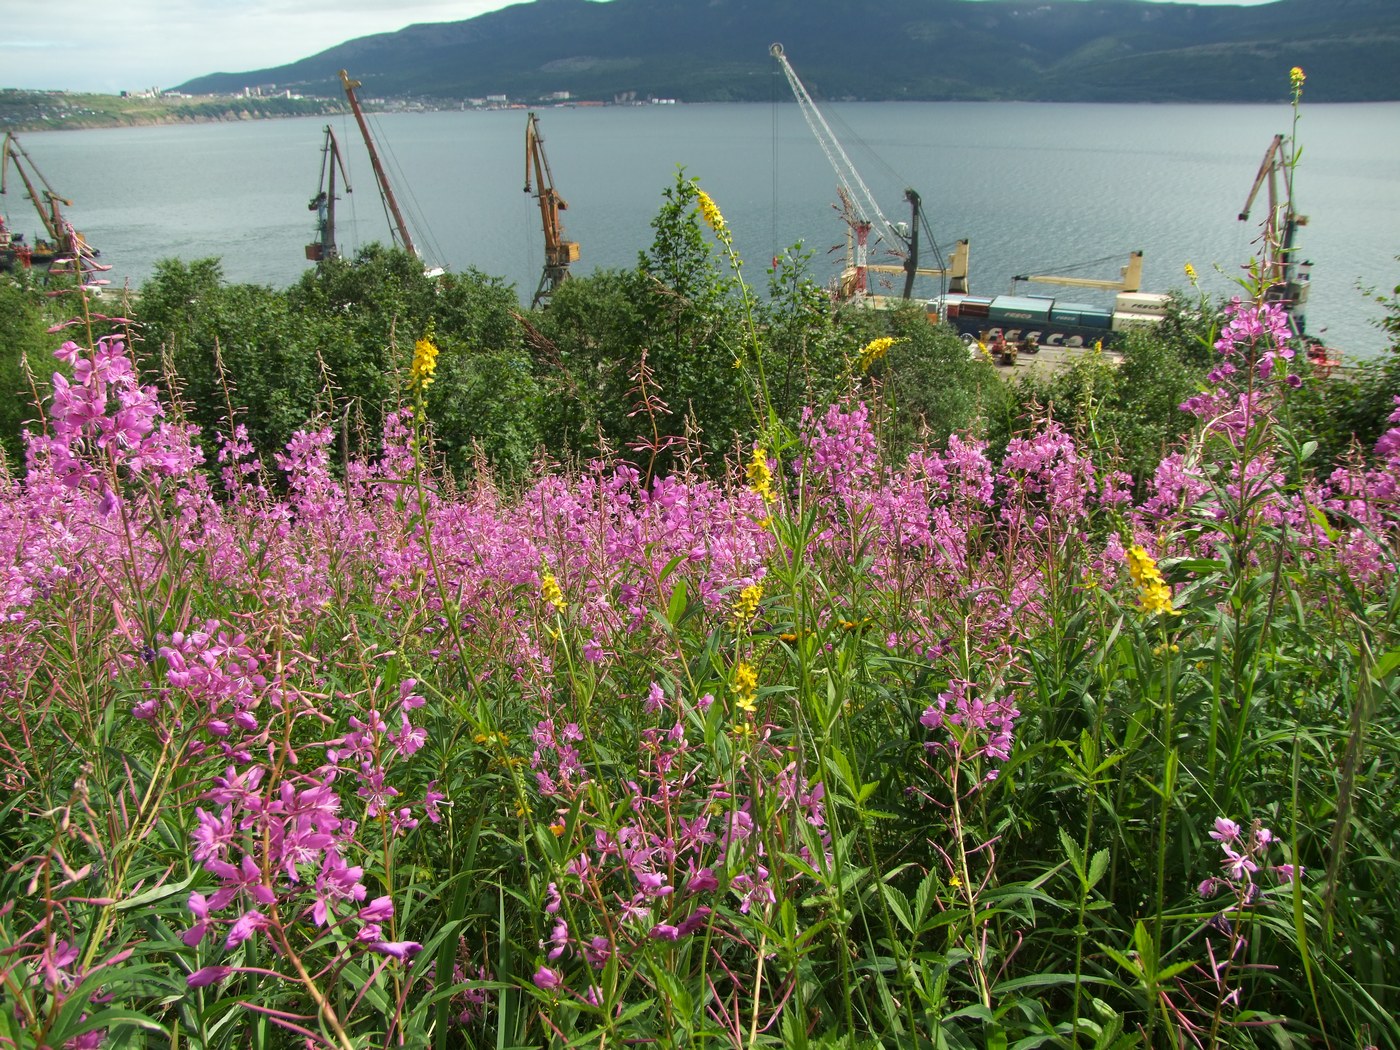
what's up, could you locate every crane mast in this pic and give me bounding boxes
[2,132,66,244]
[770,42,908,303]
[339,70,417,258]
[307,126,352,263]
[524,111,580,309]
[1239,132,1309,333]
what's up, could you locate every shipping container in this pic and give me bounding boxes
[988,295,1053,324]
[960,296,994,319]
[1112,312,1165,332]
[1114,292,1171,316]
[1079,308,1114,330]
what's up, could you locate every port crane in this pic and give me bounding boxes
[339,69,418,259]
[306,126,351,263]
[770,43,965,303]
[1239,132,1310,334]
[1010,251,1144,294]
[524,111,580,309]
[1,132,96,268]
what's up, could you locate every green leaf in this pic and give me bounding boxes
[1087,849,1110,890]
[667,579,689,628]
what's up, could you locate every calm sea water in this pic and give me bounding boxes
[15,101,1400,357]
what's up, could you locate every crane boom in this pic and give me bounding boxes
[1,133,65,242]
[307,126,351,263]
[1011,251,1143,293]
[524,112,580,309]
[339,70,417,258]
[770,43,909,301]
[1238,132,1309,333]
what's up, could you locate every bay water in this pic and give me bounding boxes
[15,101,1399,357]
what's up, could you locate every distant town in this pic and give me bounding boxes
[0,85,681,133]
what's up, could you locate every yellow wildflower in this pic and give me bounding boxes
[732,582,763,628]
[857,336,897,372]
[696,189,729,242]
[1290,66,1306,100]
[949,874,963,890]
[732,661,758,714]
[1184,261,1198,286]
[746,446,775,503]
[409,335,439,394]
[1126,544,1179,618]
[549,822,567,837]
[541,569,567,612]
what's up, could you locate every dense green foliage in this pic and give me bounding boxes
[134,248,541,479]
[0,274,49,465]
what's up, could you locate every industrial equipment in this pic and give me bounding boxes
[306,125,351,263]
[524,111,580,309]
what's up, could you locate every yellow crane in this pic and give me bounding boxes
[1010,251,1144,294]
[524,112,579,309]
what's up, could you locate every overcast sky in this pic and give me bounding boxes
[2,0,1282,95]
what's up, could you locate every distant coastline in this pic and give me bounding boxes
[0,89,348,134]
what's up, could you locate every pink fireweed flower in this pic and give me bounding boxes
[369,940,423,961]
[360,896,395,923]
[1210,817,1241,843]
[532,964,563,990]
[224,910,269,950]
[187,966,232,988]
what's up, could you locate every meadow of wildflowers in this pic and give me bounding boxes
[2,187,1398,1048]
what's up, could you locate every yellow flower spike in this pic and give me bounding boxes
[1126,544,1180,618]
[409,335,439,395]
[696,188,729,241]
[732,660,758,714]
[1184,261,1198,286]
[1290,66,1306,100]
[540,568,567,612]
[746,446,775,503]
[857,336,897,372]
[732,583,763,628]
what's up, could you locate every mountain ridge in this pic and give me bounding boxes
[176,0,1400,103]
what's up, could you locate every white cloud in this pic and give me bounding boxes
[0,0,521,92]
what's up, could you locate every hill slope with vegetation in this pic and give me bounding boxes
[177,0,1400,103]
